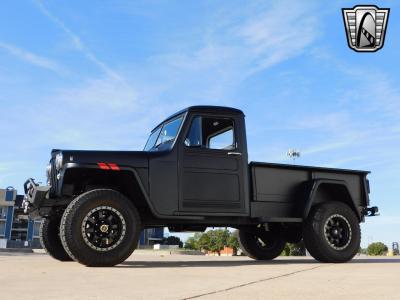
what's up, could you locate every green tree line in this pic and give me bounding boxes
[184,229,307,256]
[184,229,239,255]
[359,242,389,256]
[183,230,391,257]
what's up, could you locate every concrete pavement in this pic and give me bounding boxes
[0,252,399,300]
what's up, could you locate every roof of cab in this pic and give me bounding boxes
[152,105,244,132]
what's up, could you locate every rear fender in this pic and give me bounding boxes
[304,179,361,221]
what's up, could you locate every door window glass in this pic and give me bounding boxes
[185,116,235,150]
[209,129,234,149]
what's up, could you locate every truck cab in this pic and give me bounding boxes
[146,106,249,217]
[24,106,378,267]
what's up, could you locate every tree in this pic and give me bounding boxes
[207,229,230,255]
[227,231,239,250]
[281,241,306,256]
[227,231,240,255]
[184,236,199,250]
[288,241,306,256]
[197,232,211,251]
[183,229,239,254]
[281,244,290,256]
[164,236,183,248]
[367,242,388,256]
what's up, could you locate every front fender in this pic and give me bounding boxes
[59,163,161,216]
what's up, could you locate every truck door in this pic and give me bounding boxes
[178,113,248,215]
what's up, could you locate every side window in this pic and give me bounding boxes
[185,116,235,150]
[209,128,234,149]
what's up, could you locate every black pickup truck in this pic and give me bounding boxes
[24,106,378,266]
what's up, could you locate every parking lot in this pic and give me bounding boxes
[0,251,399,300]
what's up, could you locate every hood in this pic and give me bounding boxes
[51,149,149,169]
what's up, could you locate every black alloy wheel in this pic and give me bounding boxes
[81,206,126,252]
[323,214,352,250]
[303,201,360,263]
[60,189,141,267]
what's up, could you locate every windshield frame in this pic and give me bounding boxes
[143,127,162,151]
[143,113,186,151]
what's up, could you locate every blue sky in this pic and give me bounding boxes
[0,1,399,247]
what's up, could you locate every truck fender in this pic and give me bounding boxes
[62,163,162,217]
[303,179,361,220]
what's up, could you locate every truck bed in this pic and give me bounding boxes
[249,162,370,221]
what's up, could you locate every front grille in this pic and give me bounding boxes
[49,157,58,196]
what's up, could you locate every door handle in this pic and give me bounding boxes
[227,152,242,156]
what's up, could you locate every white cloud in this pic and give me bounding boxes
[0,42,64,74]
[55,77,139,111]
[320,156,365,168]
[278,61,400,160]
[236,1,319,74]
[294,112,351,132]
[143,1,321,106]
[0,163,9,172]
[33,0,122,81]
[35,77,147,149]
[9,74,181,151]
[302,140,358,156]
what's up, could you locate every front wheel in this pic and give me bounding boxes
[303,201,360,263]
[60,189,141,267]
[238,228,286,260]
[40,217,73,261]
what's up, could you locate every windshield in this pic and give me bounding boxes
[144,127,161,151]
[143,115,184,151]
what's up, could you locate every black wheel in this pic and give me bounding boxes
[303,201,360,263]
[238,228,286,260]
[60,189,141,267]
[40,217,73,262]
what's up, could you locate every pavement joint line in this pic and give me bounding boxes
[181,264,326,300]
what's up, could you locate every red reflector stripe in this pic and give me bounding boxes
[108,163,120,171]
[97,162,110,170]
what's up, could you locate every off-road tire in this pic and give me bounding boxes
[60,189,141,267]
[40,217,73,262]
[238,229,286,260]
[303,201,360,263]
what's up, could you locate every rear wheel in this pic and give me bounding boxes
[60,189,141,267]
[40,217,72,262]
[303,201,360,263]
[238,228,286,260]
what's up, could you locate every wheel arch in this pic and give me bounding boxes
[61,164,159,218]
[304,179,361,221]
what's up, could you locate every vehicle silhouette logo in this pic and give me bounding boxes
[342,5,390,52]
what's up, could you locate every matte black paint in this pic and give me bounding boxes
[30,106,374,228]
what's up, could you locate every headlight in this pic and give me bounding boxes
[55,153,63,170]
